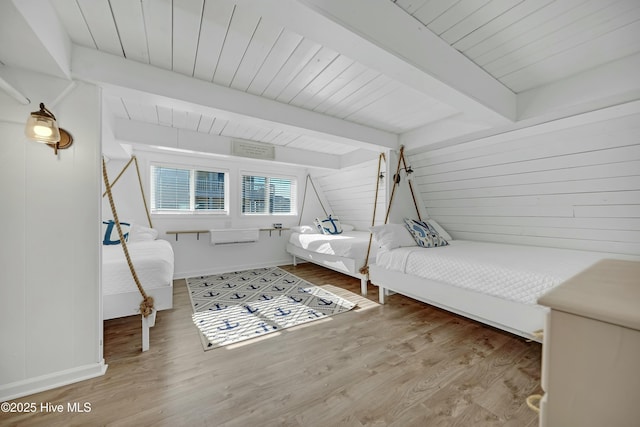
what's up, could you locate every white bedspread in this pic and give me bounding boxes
[102,239,175,295]
[376,240,616,305]
[288,231,375,259]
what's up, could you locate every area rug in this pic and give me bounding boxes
[186,267,356,350]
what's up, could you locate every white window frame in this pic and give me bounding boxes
[240,172,297,216]
[150,163,229,215]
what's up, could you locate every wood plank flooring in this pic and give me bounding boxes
[1,263,542,426]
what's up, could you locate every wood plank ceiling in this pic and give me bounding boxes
[393,0,640,92]
[48,0,640,156]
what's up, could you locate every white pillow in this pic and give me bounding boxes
[341,224,355,232]
[370,223,417,251]
[128,223,159,242]
[290,225,318,234]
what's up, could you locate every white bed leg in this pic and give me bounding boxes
[141,309,157,352]
[360,276,368,296]
[379,287,386,304]
[292,255,297,267]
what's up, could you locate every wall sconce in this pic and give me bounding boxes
[393,165,413,184]
[25,102,73,155]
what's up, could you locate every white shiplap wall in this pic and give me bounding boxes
[408,110,640,256]
[313,157,387,231]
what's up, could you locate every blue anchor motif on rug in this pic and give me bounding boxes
[217,275,228,280]
[272,285,285,292]
[317,298,333,306]
[274,307,291,317]
[223,283,237,288]
[307,309,322,318]
[297,287,310,293]
[204,291,220,298]
[259,294,274,301]
[229,293,246,300]
[210,303,227,311]
[256,322,277,333]
[289,296,303,303]
[283,278,296,284]
[248,284,261,290]
[217,319,239,331]
[243,305,258,314]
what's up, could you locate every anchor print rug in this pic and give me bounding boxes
[186,267,356,350]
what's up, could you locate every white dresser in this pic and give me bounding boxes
[536,259,640,427]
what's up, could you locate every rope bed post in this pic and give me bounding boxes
[359,153,386,277]
[102,156,153,229]
[102,157,154,318]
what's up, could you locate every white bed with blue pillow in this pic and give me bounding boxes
[102,221,174,320]
[286,215,377,295]
[369,218,637,342]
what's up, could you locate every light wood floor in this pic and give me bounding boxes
[2,263,542,427]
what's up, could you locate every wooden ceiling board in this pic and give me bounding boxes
[109,0,149,63]
[192,1,235,82]
[76,0,122,56]
[51,0,96,49]
[157,105,173,127]
[172,0,204,76]
[288,55,355,108]
[212,5,260,87]
[209,117,229,135]
[141,0,173,70]
[313,68,381,114]
[487,2,640,78]
[439,0,524,45]
[229,19,283,91]
[427,0,492,36]
[275,47,341,104]
[260,38,322,99]
[245,29,303,96]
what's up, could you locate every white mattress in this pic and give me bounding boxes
[288,231,376,259]
[375,240,615,305]
[102,239,175,295]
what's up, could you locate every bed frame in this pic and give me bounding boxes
[286,243,370,295]
[369,264,547,342]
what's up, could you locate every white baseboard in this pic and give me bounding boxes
[174,258,294,280]
[0,360,108,402]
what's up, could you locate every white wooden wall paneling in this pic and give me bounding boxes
[438,215,640,231]
[416,144,640,184]
[193,1,235,82]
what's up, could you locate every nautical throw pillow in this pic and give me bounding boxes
[102,220,131,245]
[317,215,342,235]
[403,218,448,248]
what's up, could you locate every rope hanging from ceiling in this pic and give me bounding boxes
[101,156,154,317]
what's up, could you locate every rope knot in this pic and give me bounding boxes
[139,296,155,317]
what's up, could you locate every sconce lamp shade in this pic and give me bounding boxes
[25,102,73,154]
[25,108,60,143]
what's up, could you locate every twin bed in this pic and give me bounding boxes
[286,221,631,342]
[102,223,174,351]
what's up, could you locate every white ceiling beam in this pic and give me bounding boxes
[71,46,397,153]
[518,53,640,121]
[232,0,515,126]
[114,119,341,169]
[9,0,72,79]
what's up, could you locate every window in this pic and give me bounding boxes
[151,165,227,214]
[241,174,296,215]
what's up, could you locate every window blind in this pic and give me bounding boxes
[151,165,226,213]
[241,174,296,215]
